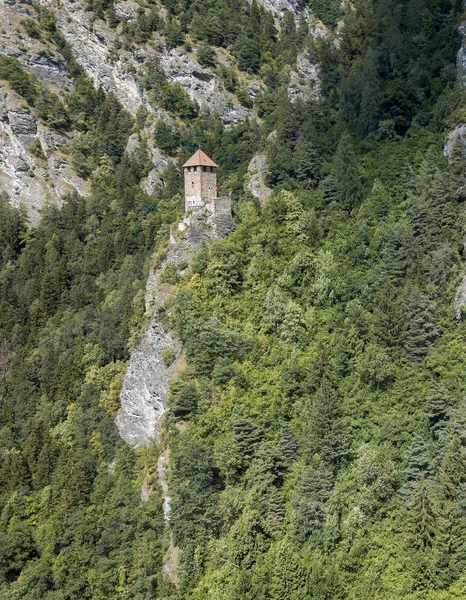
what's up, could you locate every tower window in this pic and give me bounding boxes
[192,181,194,188]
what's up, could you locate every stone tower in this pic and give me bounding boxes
[183,149,217,213]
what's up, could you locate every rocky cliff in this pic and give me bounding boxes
[1,0,327,221]
[1,0,89,224]
[116,208,233,582]
[117,209,233,446]
[0,84,89,225]
[42,0,256,124]
[448,4,466,319]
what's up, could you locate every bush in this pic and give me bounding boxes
[197,43,216,68]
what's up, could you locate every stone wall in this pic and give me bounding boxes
[208,196,234,236]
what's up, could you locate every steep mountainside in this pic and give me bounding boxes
[2,0,466,597]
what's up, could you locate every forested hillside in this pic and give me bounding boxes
[2,0,466,597]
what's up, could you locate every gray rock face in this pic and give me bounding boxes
[126,131,169,193]
[42,0,250,123]
[457,20,466,78]
[1,1,72,89]
[250,0,309,20]
[114,0,140,21]
[116,321,180,446]
[288,51,321,103]
[116,212,233,447]
[8,105,37,137]
[0,86,89,225]
[247,154,271,201]
[444,124,466,157]
[50,4,145,114]
[454,273,466,320]
[160,47,249,124]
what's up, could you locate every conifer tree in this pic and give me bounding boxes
[278,421,299,468]
[332,131,361,214]
[360,48,380,132]
[439,437,466,501]
[264,485,286,536]
[303,378,341,462]
[371,281,405,348]
[407,474,438,549]
[426,384,450,441]
[437,499,466,556]
[232,416,263,472]
[403,435,434,500]
[292,465,334,542]
[382,222,415,281]
[404,291,438,362]
[320,174,340,206]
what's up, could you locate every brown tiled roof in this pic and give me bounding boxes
[183,149,217,168]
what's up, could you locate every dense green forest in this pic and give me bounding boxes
[2,0,466,596]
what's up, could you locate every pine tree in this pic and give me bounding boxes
[278,421,299,468]
[294,136,320,186]
[404,291,438,362]
[407,474,438,549]
[292,465,334,542]
[426,383,450,441]
[403,435,434,500]
[320,174,340,206]
[303,378,342,462]
[360,48,380,132]
[232,416,263,472]
[264,485,286,536]
[332,131,361,214]
[382,222,415,281]
[437,498,466,556]
[372,281,405,348]
[439,437,466,500]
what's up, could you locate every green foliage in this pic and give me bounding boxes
[141,62,198,119]
[0,55,39,105]
[197,43,217,68]
[0,81,176,598]
[21,18,41,39]
[3,0,466,596]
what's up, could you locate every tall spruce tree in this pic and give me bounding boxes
[426,384,451,441]
[332,131,361,215]
[403,435,434,500]
[407,474,438,549]
[404,292,438,362]
[371,281,405,348]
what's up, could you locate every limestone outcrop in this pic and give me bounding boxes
[450,5,466,318]
[1,1,72,90]
[288,51,321,103]
[250,0,310,21]
[116,211,232,447]
[42,0,251,124]
[0,86,89,225]
[125,131,169,194]
[247,154,271,202]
